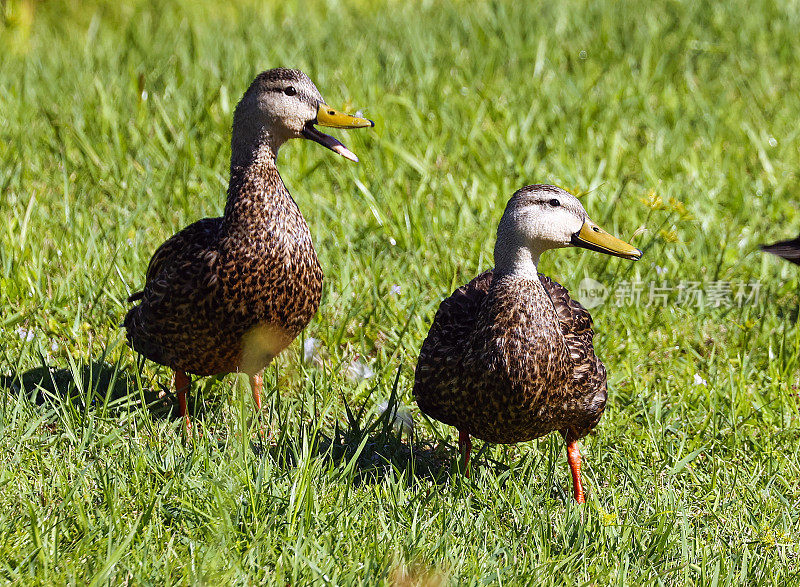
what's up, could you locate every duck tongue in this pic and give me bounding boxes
[301,124,359,162]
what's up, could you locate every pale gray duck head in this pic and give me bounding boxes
[233,67,374,162]
[494,184,642,276]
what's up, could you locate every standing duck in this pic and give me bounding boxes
[125,68,374,429]
[413,185,641,503]
[761,233,800,265]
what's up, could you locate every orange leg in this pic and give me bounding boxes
[249,372,263,411]
[458,429,472,478]
[566,438,585,504]
[174,370,191,432]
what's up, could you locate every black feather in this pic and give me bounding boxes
[761,233,800,265]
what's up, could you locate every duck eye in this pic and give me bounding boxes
[283,86,296,96]
[548,198,561,207]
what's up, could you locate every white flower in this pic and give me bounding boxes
[50,340,59,352]
[693,373,708,386]
[377,400,415,433]
[346,358,374,382]
[390,284,401,296]
[303,337,323,365]
[655,265,667,276]
[389,237,397,246]
[17,327,34,342]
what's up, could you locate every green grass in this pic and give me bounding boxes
[2,0,800,583]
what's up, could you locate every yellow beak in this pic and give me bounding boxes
[571,219,642,260]
[315,103,374,129]
[301,103,374,162]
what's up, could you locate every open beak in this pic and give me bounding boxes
[571,219,642,260]
[301,103,374,162]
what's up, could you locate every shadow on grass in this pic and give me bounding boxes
[250,380,481,486]
[1,360,487,484]
[251,419,454,487]
[321,414,452,485]
[314,376,513,486]
[0,359,197,422]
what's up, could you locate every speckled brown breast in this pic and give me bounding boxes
[124,151,323,376]
[413,269,607,443]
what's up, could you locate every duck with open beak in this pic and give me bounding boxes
[301,103,374,163]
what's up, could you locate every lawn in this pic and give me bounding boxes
[2,0,800,583]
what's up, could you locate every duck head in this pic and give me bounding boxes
[494,185,642,276]
[234,68,374,162]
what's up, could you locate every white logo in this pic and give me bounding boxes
[576,277,607,309]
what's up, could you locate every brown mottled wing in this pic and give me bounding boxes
[538,274,606,395]
[761,233,800,265]
[124,217,229,372]
[413,270,493,425]
[127,218,220,302]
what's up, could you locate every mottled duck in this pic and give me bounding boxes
[413,185,641,503]
[125,68,374,429]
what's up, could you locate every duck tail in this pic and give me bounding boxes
[761,233,800,265]
[127,290,144,303]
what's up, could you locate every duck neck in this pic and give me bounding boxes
[491,242,565,348]
[229,119,285,173]
[224,121,292,229]
[493,241,544,280]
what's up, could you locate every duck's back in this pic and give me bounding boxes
[413,270,607,443]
